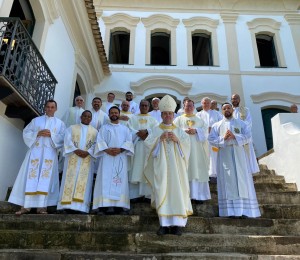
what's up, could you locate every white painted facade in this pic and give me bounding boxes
[94,2,300,158]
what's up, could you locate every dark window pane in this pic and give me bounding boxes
[256,34,278,67]
[109,31,130,64]
[151,32,170,65]
[192,33,212,66]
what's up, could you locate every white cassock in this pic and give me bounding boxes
[233,107,259,174]
[9,115,65,208]
[101,102,116,114]
[93,122,134,210]
[90,108,109,131]
[174,114,211,201]
[208,118,261,218]
[61,106,85,128]
[149,109,162,123]
[119,111,134,128]
[144,123,193,227]
[90,108,109,173]
[128,114,159,199]
[129,100,140,115]
[196,109,223,177]
[57,124,98,213]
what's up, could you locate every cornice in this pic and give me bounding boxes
[251,92,300,104]
[285,14,300,25]
[102,13,140,27]
[247,18,281,31]
[182,17,219,28]
[142,14,180,28]
[189,93,228,104]
[220,12,239,23]
[130,75,192,96]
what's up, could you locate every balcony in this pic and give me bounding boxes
[0,17,57,124]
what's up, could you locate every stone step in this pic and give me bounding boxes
[209,182,298,192]
[129,202,300,219]
[0,214,299,236]
[0,249,299,260]
[1,198,300,218]
[1,249,300,260]
[253,174,286,184]
[0,230,299,255]
[135,233,300,255]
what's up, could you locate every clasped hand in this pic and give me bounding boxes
[160,132,179,143]
[105,148,123,156]
[37,129,51,137]
[224,130,235,140]
[185,128,196,135]
[74,149,89,158]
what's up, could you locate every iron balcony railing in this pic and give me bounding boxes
[0,17,57,115]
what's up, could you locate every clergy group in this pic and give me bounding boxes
[8,93,261,236]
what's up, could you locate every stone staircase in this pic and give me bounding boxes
[0,165,299,259]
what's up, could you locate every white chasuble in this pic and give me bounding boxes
[128,114,158,183]
[174,114,209,182]
[9,115,65,208]
[93,123,134,209]
[144,124,193,224]
[58,124,97,210]
[90,108,109,130]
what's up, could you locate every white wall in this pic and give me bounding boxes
[43,17,76,118]
[259,113,300,191]
[0,114,27,200]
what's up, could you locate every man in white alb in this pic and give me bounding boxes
[61,96,85,128]
[128,100,158,200]
[125,91,140,115]
[101,92,116,114]
[231,94,259,174]
[208,103,261,218]
[174,99,210,203]
[90,97,109,131]
[196,97,222,178]
[119,100,134,127]
[9,100,65,215]
[149,97,162,123]
[93,106,134,215]
[57,110,98,213]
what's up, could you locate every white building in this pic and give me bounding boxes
[0,0,299,200]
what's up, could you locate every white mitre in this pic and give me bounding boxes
[159,95,176,112]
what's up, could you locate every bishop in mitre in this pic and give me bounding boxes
[144,95,193,236]
[57,110,98,213]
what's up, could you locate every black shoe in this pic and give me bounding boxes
[156,226,169,236]
[239,215,248,219]
[106,207,115,215]
[170,226,182,236]
[119,208,129,215]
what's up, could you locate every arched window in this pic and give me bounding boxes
[109,31,130,64]
[256,34,278,67]
[192,32,212,66]
[151,32,170,65]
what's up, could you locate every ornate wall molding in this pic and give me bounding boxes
[251,92,300,104]
[130,75,192,96]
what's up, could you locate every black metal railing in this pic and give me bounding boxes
[0,17,57,115]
